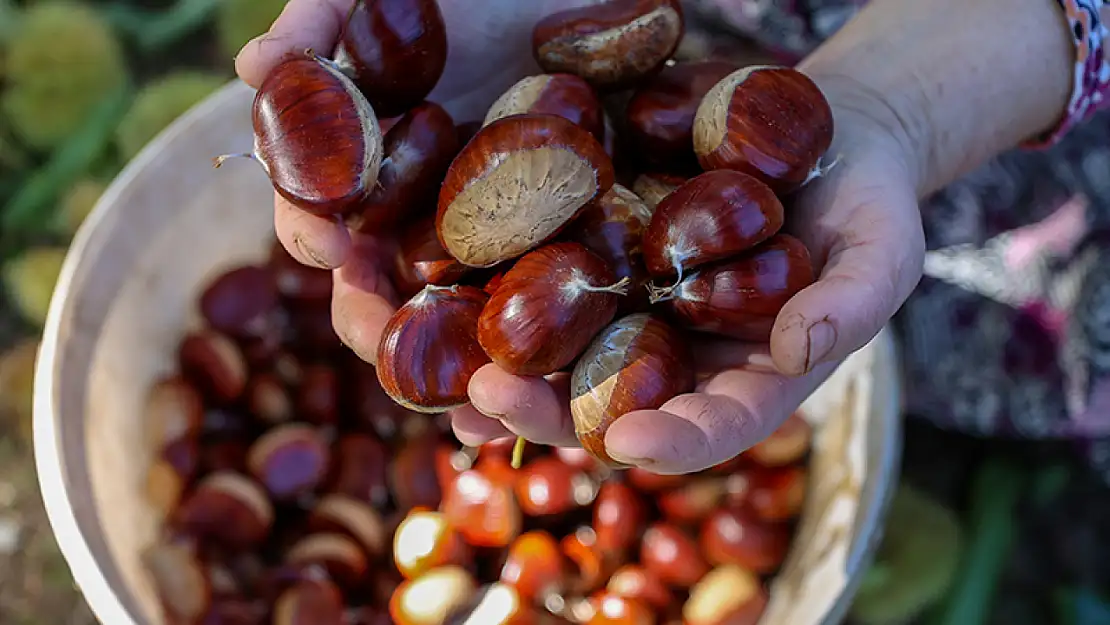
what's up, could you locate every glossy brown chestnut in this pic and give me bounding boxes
[564,184,656,314]
[330,433,391,508]
[630,172,684,210]
[555,446,602,472]
[391,216,472,298]
[307,494,388,559]
[569,313,694,466]
[581,593,654,625]
[728,466,807,522]
[625,467,688,493]
[334,0,448,118]
[347,101,460,233]
[606,565,674,612]
[561,526,617,594]
[444,583,542,625]
[682,565,768,625]
[198,265,280,340]
[484,73,605,141]
[744,411,812,467]
[269,240,333,302]
[297,364,339,426]
[651,234,815,342]
[146,439,199,519]
[625,60,739,170]
[699,507,790,573]
[656,477,726,526]
[641,170,784,278]
[592,481,646,553]
[377,285,491,412]
[143,541,211,623]
[393,509,468,579]
[144,376,204,451]
[436,113,615,268]
[246,423,330,501]
[219,56,383,215]
[245,373,292,426]
[199,437,250,475]
[639,522,709,588]
[499,530,566,602]
[272,577,346,625]
[391,430,446,510]
[693,65,834,194]
[514,455,598,517]
[389,565,477,625]
[178,330,249,404]
[532,0,684,90]
[284,532,368,589]
[176,471,273,549]
[478,242,628,376]
[441,465,522,548]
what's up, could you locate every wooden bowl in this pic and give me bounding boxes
[33,80,902,625]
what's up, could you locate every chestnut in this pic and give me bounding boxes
[564,184,656,314]
[142,541,210,623]
[555,446,602,473]
[606,565,674,612]
[376,285,491,413]
[478,242,628,376]
[693,65,834,194]
[443,583,540,625]
[246,423,331,501]
[272,577,346,625]
[580,593,654,625]
[389,565,478,625]
[146,444,197,520]
[624,60,739,170]
[639,523,709,588]
[514,455,598,517]
[650,234,815,342]
[176,471,273,549]
[347,101,460,233]
[630,173,684,210]
[307,494,388,559]
[728,466,807,522]
[198,265,280,340]
[484,73,605,141]
[333,0,448,118]
[592,481,646,553]
[441,465,522,548]
[391,216,472,298]
[656,477,726,526]
[436,113,614,268]
[641,170,784,278]
[143,376,204,451]
[245,373,292,426]
[561,526,617,594]
[393,509,468,579]
[296,364,339,426]
[199,437,250,475]
[625,467,688,493]
[682,565,768,625]
[269,240,333,303]
[744,411,812,467]
[390,431,445,510]
[532,0,684,90]
[178,330,249,404]
[569,313,694,467]
[699,507,790,573]
[284,532,368,589]
[500,530,566,603]
[218,56,384,216]
[329,433,391,508]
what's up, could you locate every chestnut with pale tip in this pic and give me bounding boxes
[143,376,204,451]
[532,0,685,90]
[499,530,567,603]
[214,55,383,216]
[729,465,808,522]
[478,242,630,376]
[513,455,599,517]
[641,170,784,278]
[483,73,605,142]
[333,0,448,118]
[639,522,710,588]
[699,507,790,573]
[579,592,654,625]
[272,577,346,625]
[306,494,388,559]
[649,234,815,342]
[606,564,674,612]
[682,564,769,625]
[630,172,685,210]
[744,411,812,467]
[388,565,478,625]
[376,285,491,413]
[284,532,369,589]
[393,509,468,579]
[246,423,331,501]
[693,65,834,194]
[656,477,727,526]
[436,113,615,268]
[569,313,694,467]
[176,471,274,549]
[444,583,541,625]
[178,330,249,404]
[142,541,211,623]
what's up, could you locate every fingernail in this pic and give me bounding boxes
[805,320,837,372]
[471,398,508,421]
[292,234,332,269]
[607,448,656,467]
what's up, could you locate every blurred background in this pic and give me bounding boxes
[2,1,1110,624]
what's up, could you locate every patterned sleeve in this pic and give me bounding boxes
[1026,0,1110,147]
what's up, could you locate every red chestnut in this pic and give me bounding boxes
[297,364,339,426]
[699,507,790,573]
[656,477,726,526]
[639,522,709,588]
[177,471,273,548]
[581,593,654,625]
[728,466,807,522]
[650,234,815,342]
[478,242,628,376]
[514,455,598,517]
[391,216,472,298]
[269,240,333,302]
[143,376,204,451]
[330,433,391,508]
[625,60,739,170]
[682,565,768,625]
[246,423,330,501]
[272,577,345,625]
[606,565,674,611]
[693,65,834,194]
[178,330,249,404]
[436,113,614,268]
[307,494,388,559]
[393,509,468,579]
[744,411,812,467]
[143,541,210,623]
[532,0,684,90]
[348,101,460,233]
[569,313,694,467]
[389,565,477,625]
[246,373,293,426]
[441,465,522,548]
[284,532,368,589]
[592,481,646,553]
[500,530,566,602]
[641,170,784,278]
[333,0,448,118]
[484,73,605,141]
[561,526,617,594]
[625,467,688,493]
[198,265,279,340]
[217,56,384,215]
[444,583,542,625]
[377,285,491,412]
[391,430,446,510]
[631,172,684,210]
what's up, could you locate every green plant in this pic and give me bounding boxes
[1,1,128,151]
[216,0,289,59]
[0,339,39,443]
[116,71,226,160]
[3,245,69,326]
[57,177,107,236]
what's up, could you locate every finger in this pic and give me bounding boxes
[466,365,578,447]
[690,337,778,379]
[604,362,837,474]
[330,234,399,364]
[235,0,354,88]
[450,404,513,446]
[274,195,352,269]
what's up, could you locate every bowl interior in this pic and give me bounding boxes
[34,80,901,625]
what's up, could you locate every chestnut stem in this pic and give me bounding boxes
[574,275,632,296]
[511,436,527,469]
[212,152,257,168]
[801,152,844,188]
[645,265,687,304]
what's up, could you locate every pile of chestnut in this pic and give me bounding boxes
[144,0,838,622]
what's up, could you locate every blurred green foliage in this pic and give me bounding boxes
[217,0,290,59]
[116,71,226,160]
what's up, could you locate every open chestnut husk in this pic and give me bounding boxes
[569,313,694,467]
[215,55,383,216]
[436,113,615,268]
[376,285,491,413]
[649,234,815,341]
[478,242,629,376]
[484,73,605,142]
[693,65,834,194]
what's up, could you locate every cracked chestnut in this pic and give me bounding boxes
[376,285,491,413]
[484,73,605,141]
[436,113,614,268]
[693,65,834,194]
[569,313,694,467]
[478,242,629,376]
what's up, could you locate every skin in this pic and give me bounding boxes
[236,0,1076,474]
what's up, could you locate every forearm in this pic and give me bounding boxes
[798,0,1076,197]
